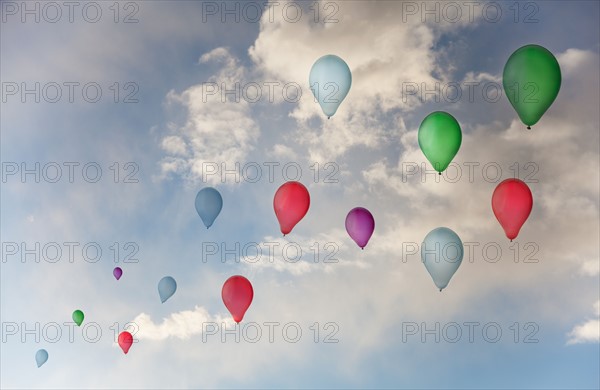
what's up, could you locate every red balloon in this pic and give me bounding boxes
[222,275,253,323]
[118,331,133,354]
[492,179,533,241]
[273,181,310,235]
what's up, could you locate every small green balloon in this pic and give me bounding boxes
[418,111,462,173]
[503,44,561,128]
[72,310,84,326]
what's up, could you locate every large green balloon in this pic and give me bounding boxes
[503,44,561,129]
[72,309,84,326]
[418,111,462,174]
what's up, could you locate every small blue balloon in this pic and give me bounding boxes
[35,349,48,368]
[421,227,464,291]
[309,54,352,118]
[195,187,223,229]
[158,276,177,303]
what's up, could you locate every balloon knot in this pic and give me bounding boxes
[439,288,442,292]
[361,247,364,250]
[527,126,531,130]
[438,172,441,176]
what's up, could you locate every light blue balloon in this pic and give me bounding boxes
[421,227,464,291]
[158,276,177,303]
[35,349,48,368]
[195,187,223,228]
[309,54,352,118]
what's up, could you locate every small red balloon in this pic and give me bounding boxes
[118,331,133,354]
[273,181,310,235]
[492,179,533,240]
[222,275,254,323]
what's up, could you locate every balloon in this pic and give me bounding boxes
[195,187,223,228]
[158,276,177,303]
[222,275,254,323]
[118,331,133,354]
[492,179,533,241]
[345,207,375,249]
[421,227,464,291]
[113,267,123,280]
[503,44,561,129]
[418,111,462,174]
[273,181,310,236]
[35,349,48,368]
[309,54,352,118]
[72,310,84,326]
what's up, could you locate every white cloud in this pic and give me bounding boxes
[241,232,370,276]
[161,135,188,156]
[270,144,298,160]
[567,301,600,345]
[249,1,465,161]
[462,71,501,84]
[580,259,600,276]
[131,306,232,341]
[158,48,260,185]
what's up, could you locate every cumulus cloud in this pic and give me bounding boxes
[131,306,232,341]
[249,1,478,161]
[158,47,260,185]
[241,232,370,276]
[567,301,600,345]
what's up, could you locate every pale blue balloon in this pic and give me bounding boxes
[195,187,223,228]
[158,276,177,303]
[35,349,48,368]
[421,227,464,291]
[309,54,352,118]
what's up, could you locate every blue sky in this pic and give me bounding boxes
[1,1,599,388]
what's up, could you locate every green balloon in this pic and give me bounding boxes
[418,111,462,173]
[72,310,84,326]
[503,44,561,129]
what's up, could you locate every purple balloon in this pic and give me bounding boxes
[113,267,123,280]
[345,207,375,249]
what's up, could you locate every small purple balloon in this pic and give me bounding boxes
[113,267,123,280]
[345,207,375,249]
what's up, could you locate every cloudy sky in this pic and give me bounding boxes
[1,1,599,388]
